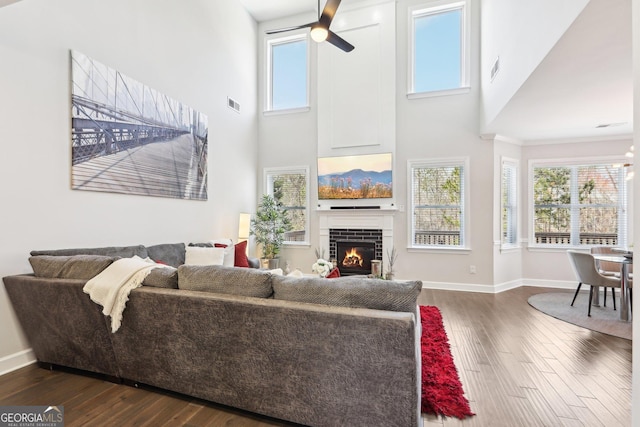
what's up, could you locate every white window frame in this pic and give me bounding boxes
[408,0,470,99]
[264,32,310,115]
[528,156,628,251]
[264,166,310,246]
[407,157,470,252]
[501,157,520,251]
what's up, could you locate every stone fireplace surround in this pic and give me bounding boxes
[318,209,395,275]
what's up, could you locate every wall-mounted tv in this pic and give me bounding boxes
[317,153,393,200]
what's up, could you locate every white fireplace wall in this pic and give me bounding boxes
[319,211,394,274]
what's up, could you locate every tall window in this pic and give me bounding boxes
[501,159,518,247]
[267,34,308,111]
[409,1,469,96]
[531,161,627,247]
[265,167,309,244]
[409,158,468,248]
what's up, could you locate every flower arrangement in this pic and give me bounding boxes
[312,258,334,278]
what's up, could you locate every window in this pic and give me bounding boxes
[266,34,308,112]
[265,167,309,244]
[409,1,469,96]
[409,158,469,249]
[530,160,627,247]
[501,159,518,247]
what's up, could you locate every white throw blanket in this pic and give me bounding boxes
[83,256,157,333]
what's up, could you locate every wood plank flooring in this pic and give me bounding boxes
[0,286,631,426]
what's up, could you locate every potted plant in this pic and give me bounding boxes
[250,194,292,269]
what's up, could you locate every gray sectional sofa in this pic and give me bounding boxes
[3,243,423,427]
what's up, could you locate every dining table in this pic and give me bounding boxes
[593,252,633,322]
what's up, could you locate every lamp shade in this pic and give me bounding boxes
[238,213,251,240]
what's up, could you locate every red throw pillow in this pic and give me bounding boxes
[234,240,250,268]
[214,243,228,248]
[326,268,341,278]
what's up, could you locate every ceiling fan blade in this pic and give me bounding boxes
[266,22,314,35]
[319,0,342,28]
[326,30,354,52]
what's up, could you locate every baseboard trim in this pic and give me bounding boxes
[420,278,577,294]
[0,348,36,376]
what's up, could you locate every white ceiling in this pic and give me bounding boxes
[240,0,633,143]
[2,0,631,143]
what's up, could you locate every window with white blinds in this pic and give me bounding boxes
[265,167,309,244]
[409,158,468,248]
[501,160,518,247]
[531,162,627,247]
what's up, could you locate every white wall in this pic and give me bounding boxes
[0,0,258,373]
[480,0,589,126]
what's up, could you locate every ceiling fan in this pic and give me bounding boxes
[266,0,354,53]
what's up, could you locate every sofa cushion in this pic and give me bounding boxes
[272,276,422,312]
[29,255,116,280]
[30,245,148,259]
[177,265,273,298]
[146,243,185,267]
[142,266,178,289]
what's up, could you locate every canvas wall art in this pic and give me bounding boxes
[70,50,208,200]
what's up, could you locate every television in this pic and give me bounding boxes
[317,153,393,200]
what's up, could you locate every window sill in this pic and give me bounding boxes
[407,86,471,100]
[263,106,310,116]
[407,246,471,255]
[284,241,311,248]
[500,245,522,254]
[527,245,590,253]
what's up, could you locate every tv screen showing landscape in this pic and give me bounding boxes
[317,153,393,200]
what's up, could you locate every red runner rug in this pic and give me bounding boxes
[420,305,475,419]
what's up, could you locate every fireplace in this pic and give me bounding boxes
[335,240,376,276]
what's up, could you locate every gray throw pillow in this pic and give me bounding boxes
[146,243,185,267]
[30,245,148,259]
[177,265,273,298]
[29,255,116,280]
[142,266,179,289]
[272,275,422,312]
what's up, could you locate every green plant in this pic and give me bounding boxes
[250,194,292,259]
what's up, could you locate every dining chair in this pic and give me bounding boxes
[590,246,622,308]
[567,250,622,316]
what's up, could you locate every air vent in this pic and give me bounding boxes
[227,97,240,113]
[596,122,626,128]
[490,56,500,82]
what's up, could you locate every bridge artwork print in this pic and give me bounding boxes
[70,50,208,200]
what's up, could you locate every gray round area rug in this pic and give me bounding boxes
[528,291,632,340]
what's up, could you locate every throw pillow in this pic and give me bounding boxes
[29,255,116,280]
[177,264,273,298]
[184,246,225,266]
[142,265,178,289]
[326,268,341,279]
[211,238,235,267]
[234,240,250,268]
[272,275,423,312]
[146,243,185,268]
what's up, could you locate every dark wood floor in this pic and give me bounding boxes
[0,286,631,426]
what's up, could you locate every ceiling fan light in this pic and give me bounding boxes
[310,26,328,43]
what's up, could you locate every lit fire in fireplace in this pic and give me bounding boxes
[342,248,364,267]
